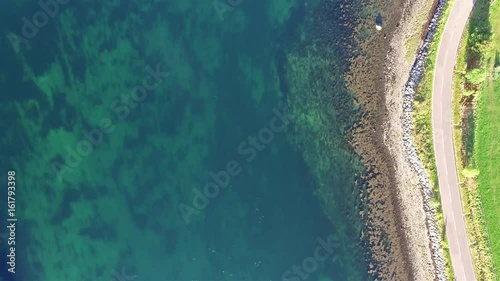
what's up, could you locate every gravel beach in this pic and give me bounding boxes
[345,0,448,279]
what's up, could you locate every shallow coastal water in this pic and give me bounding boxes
[1,1,369,280]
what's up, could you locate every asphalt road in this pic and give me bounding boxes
[432,0,476,280]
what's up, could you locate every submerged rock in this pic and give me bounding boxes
[375,14,383,31]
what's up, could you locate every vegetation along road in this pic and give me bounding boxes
[431,0,476,279]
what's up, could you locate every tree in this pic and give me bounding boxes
[465,68,487,85]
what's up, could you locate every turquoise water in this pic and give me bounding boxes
[1,1,370,280]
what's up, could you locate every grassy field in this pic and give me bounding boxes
[452,0,500,278]
[454,30,497,281]
[476,72,500,278]
[474,0,500,274]
[411,1,455,279]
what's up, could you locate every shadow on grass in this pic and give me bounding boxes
[461,0,492,166]
[462,102,476,165]
[465,0,492,69]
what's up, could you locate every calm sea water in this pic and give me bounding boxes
[0,1,370,280]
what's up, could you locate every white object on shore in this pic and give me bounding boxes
[375,24,382,31]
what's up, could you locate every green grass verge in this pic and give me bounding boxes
[476,73,500,279]
[454,29,497,281]
[452,0,499,278]
[411,0,454,279]
[474,0,500,275]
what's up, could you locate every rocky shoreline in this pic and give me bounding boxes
[344,0,450,279]
[400,0,447,279]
